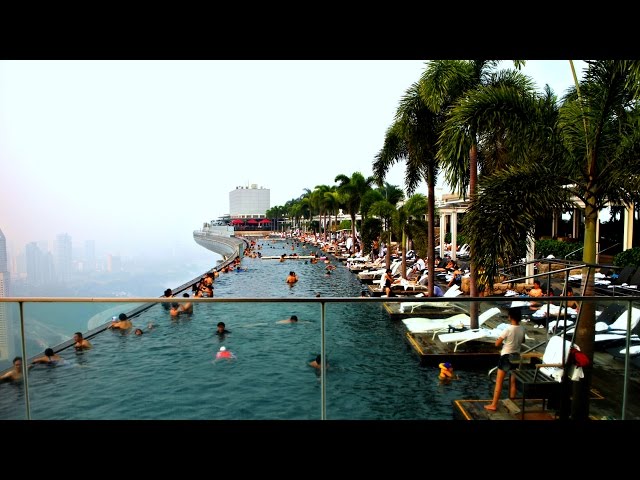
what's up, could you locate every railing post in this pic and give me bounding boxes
[622,299,632,420]
[320,300,326,420]
[18,301,31,420]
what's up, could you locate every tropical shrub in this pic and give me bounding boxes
[535,239,582,260]
[614,248,640,267]
[361,218,382,256]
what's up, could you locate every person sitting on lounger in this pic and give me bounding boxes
[447,265,463,288]
[565,286,579,311]
[528,279,544,312]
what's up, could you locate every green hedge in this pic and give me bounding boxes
[535,239,582,260]
[613,247,640,267]
[361,218,382,256]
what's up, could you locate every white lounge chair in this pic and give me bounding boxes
[438,327,496,352]
[402,314,471,334]
[565,307,640,344]
[399,285,463,313]
[438,318,533,352]
[401,307,501,336]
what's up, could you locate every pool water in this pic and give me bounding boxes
[0,239,493,420]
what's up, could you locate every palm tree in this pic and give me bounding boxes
[373,81,442,296]
[266,205,286,233]
[323,189,341,237]
[402,193,429,256]
[335,172,375,253]
[369,200,397,269]
[448,60,640,419]
[360,189,384,220]
[312,184,332,241]
[378,182,405,206]
[420,59,528,325]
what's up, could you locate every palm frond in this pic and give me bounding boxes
[464,164,574,288]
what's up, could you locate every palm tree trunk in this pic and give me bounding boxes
[469,143,479,328]
[351,213,356,254]
[401,228,407,280]
[571,200,598,420]
[386,227,392,270]
[427,162,436,297]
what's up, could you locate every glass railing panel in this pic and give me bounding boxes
[0,301,27,420]
[23,300,322,419]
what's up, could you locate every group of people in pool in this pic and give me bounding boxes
[2,241,335,384]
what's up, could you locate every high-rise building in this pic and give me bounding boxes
[25,242,54,285]
[0,228,9,361]
[54,233,72,282]
[0,227,7,274]
[0,272,8,361]
[0,228,9,297]
[229,184,270,218]
[25,242,42,285]
[107,254,121,273]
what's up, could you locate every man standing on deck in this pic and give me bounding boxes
[484,307,525,411]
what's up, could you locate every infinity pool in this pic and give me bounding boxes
[0,239,492,419]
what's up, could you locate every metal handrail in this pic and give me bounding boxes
[3,294,639,420]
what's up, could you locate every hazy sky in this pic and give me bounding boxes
[0,60,585,258]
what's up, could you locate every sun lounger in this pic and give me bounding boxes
[573,307,640,347]
[437,327,496,352]
[398,285,462,313]
[606,343,640,359]
[401,307,501,334]
[438,320,532,352]
[402,314,471,334]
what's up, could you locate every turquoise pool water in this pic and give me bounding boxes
[0,240,493,420]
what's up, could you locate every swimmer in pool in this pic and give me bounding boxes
[309,355,328,370]
[0,357,24,383]
[31,348,65,367]
[216,322,231,336]
[277,315,299,324]
[438,362,458,384]
[215,346,236,360]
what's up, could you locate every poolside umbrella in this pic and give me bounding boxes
[231,219,244,225]
[247,219,259,225]
[258,219,271,224]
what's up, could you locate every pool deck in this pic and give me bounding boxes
[382,301,470,320]
[454,355,640,420]
[403,315,525,366]
[444,319,640,420]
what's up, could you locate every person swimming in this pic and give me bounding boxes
[438,362,457,382]
[309,354,328,370]
[276,315,298,324]
[215,346,235,360]
[31,348,65,367]
[216,322,231,336]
